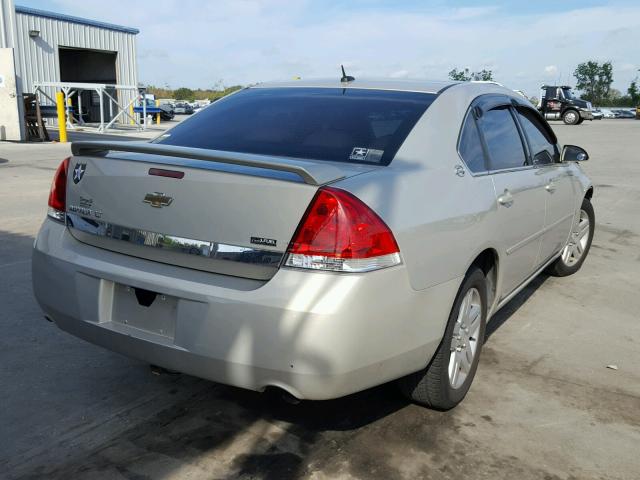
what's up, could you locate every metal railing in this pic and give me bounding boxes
[33,81,150,134]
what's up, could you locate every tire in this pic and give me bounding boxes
[548,197,595,277]
[563,109,580,125]
[576,117,584,125]
[398,267,487,410]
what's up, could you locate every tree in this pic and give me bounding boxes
[573,61,613,105]
[628,80,640,105]
[173,87,195,101]
[448,68,494,82]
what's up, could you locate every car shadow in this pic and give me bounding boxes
[485,272,550,341]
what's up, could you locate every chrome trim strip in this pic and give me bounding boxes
[66,212,284,267]
[505,212,574,256]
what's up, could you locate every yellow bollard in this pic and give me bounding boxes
[129,103,135,125]
[56,91,68,143]
[156,99,160,125]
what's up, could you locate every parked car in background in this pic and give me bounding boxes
[174,102,194,115]
[137,98,174,121]
[591,108,603,120]
[33,79,594,410]
[158,103,175,121]
[612,109,635,119]
[601,109,618,119]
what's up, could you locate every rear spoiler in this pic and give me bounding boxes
[70,141,346,186]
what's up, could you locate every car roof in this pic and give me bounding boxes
[252,78,460,94]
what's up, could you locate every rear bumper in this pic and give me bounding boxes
[32,219,460,400]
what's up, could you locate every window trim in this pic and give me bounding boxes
[456,106,490,176]
[457,94,565,177]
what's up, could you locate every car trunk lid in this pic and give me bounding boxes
[65,141,378,280]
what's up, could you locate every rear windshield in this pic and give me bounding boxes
[156,87,436,165]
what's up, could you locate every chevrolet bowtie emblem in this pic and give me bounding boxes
[143,192,173,208]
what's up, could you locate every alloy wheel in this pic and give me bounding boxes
[448,287,482,389]
[561,209,590,267]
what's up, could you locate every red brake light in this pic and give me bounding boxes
[285,187,401,272]
[47,157,70,221]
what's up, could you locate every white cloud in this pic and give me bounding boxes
[390,69,410,79]
[33,1,640,97]
[544,65,559,76]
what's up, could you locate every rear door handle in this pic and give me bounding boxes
[545,180,556,193]
[497,189,514,207]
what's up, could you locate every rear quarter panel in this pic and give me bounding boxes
[335,83,510,293]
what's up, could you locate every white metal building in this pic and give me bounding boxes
[0,0,139,140]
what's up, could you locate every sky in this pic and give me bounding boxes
[18,0,640,97]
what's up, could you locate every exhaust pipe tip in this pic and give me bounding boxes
[280,390,301,405]
[264,386,301,405]
[150,364,180,376]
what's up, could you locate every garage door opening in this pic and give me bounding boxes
[59,47,117,123]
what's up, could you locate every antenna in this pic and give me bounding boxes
[340,65,355,83]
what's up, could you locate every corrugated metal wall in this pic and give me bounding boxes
[13,11,138,111]
[0,0,18,49]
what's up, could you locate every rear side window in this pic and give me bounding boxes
[515,108,560,165]
[156,87,436,165]
[458,113,486,173]
[478,106,527,171]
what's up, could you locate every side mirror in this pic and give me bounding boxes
[561,145,589,162]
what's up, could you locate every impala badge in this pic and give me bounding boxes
[143,192,173,208]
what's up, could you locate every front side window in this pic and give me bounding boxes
[516,108,560,165]
[157,87,436,165]
[458,113,486,173]
[478,106,528,171]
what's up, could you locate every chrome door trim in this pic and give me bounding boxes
[505,212,574,256]
[65,212,284,277]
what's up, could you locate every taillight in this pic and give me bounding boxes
[285,187,401,272]
[47,157,70,222]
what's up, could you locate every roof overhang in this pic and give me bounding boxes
[15,5,139,34]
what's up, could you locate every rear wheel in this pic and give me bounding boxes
[548,198,594,277]
[563,109,580,125]
[398,267,487,410]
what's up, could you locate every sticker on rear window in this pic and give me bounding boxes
[349,147,384,162]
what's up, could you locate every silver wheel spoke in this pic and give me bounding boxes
[579,222,589,239]
[463,348,473,371]
[450,352,461,386]
[460,292,471,320]
[468,305,481,333]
